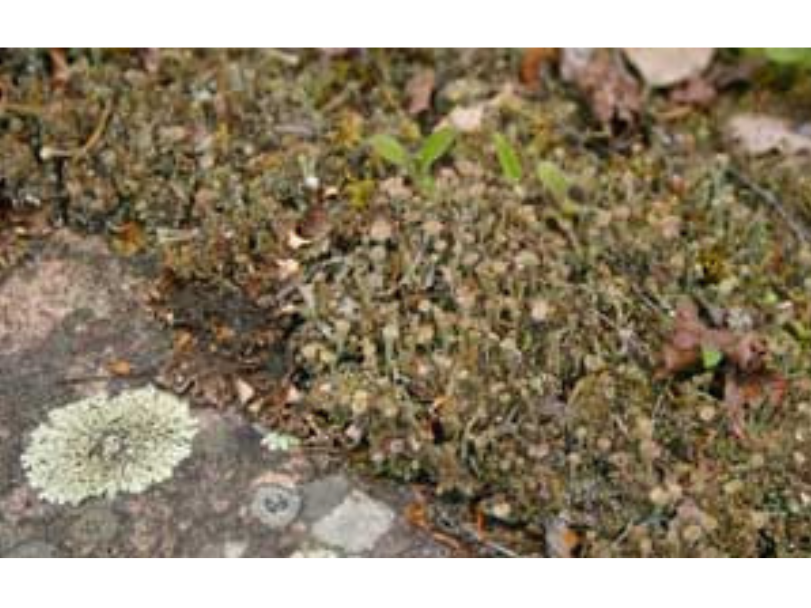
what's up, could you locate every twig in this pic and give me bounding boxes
[40,101,113,161]
[58,366,157,386]
[0,101,47,118]
[727,166,810,244]
[432,508,520,557]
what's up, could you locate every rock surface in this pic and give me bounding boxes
[0,231,450,557]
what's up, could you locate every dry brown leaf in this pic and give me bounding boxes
[296,203,330,240]
[106,359,133,377]
[545,517,583,558]
[726,113,811,157]
[406,68,436,115]
[48,49,70,89]
[669,77,717,108]
[111,222,146,257]
[173,329,194,352]
[519,48,558,89]
[660,299,788,439]
[560,49,641,131]
[624,48,714,88]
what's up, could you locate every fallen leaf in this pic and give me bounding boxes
[111,222,146,257]
[297,203,330,240]
[173,330,194,352]
[48,48,70,89]
[545,517,583,558]
[234,378,256,405]
[519,48,558,89]
[660,299,788,439]
[445,105,485,133]
[560,48,642,132]
[669,77,717,108]
[139,48,160,74]
[276,258,301,281]
[624,48,714,88]
[106,359,133,377]
[287,230,312,250]
[726,113,811,157]
[406,68,435,115]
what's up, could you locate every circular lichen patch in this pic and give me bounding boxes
[250,484,302,529]
[21,386,198,506]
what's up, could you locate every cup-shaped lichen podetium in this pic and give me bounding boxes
[21,386,198,506]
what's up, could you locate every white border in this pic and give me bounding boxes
[3,0,811,47]
[3,558,809,608]
[3,2,809,606]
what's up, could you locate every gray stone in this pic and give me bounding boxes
[311,490,394,554]
[250,484,302,530]
[4,540,57,558]
[69,504,120,546]
[301,474,351,523]
[223,538,249,558]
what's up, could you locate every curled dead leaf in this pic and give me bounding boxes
[406,68,436,115]
[560,49,641,132]
[660,299,788,439]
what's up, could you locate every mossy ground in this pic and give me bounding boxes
[1,49,810,556]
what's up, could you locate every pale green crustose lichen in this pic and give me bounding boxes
[21,385,198,505]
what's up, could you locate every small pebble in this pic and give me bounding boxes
[698,405,716,422]
[682,524,703,543]
[649,487,670,506]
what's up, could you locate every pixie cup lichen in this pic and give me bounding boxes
[21,385,198,506]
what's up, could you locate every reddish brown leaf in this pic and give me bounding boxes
[669,77,717,108]
[48,49,70,89]
[406,68,435,115]
[519,48,558,89]
[726,333,768,374]
[296,203,330,240]
[560,49,641,132]
[662,299,789,440]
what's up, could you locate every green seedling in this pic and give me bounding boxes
[759,48,811,67]
[368,128,457,193]
[701,345,724,370]
[493,133,523,183]
[536,160,569,203]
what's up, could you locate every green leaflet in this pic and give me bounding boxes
[536,160,570,203]
[493,134,523,183]
[701,345,724,370]
[417,128,456,174]
[369,134,410,168]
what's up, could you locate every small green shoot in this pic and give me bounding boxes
[761,48,811,67]
[493,134,523,183]
[368,128,457,193]
[701,345,724,370]
[417,128,456,174]
[536,160,570,204]
[369,134,410,168]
